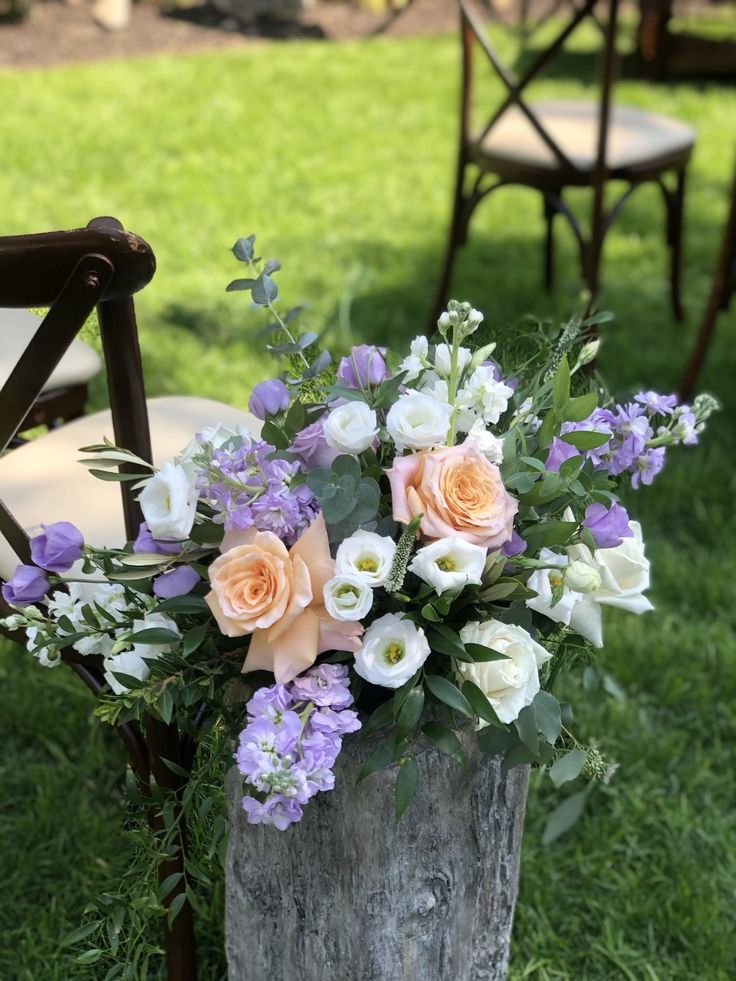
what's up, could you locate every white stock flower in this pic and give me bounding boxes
[323,401,378,455]
[408,537,486,595]
[139,462,198,542]
[467,419,505,464]
[25,626,60,669]
[459,366,514,425]
[335,530,396,587]
[459,620,551,724]
[399,336,430,382]
[353,613,431,689]
[103,612,180,695]
[323,575,374,622]
[594,521,654,615]
[434,343,472,378]
[386,391,453,451]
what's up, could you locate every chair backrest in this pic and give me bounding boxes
[0,217,156,579]
[458,0,621,182]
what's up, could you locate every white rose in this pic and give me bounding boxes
[594,521,654,615]
[408,537,486,595]
[386,391,453,451]
[434,343,472,378]
[323,401,378,455]
[139,462,198,542]
[399,335,430,382]
[323,574,374,622]
[103,612,180,694]
[353,613,431,689]
[467,419,505,464]
[526,548,603,647]
[459,619,551,724]
[335,530,396,587]
[459,366,514,425]
[564,560,601,594]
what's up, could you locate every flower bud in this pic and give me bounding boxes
[564,560,601,594]
[248,378,289,420]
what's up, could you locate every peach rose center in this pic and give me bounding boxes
[213,547,291,631]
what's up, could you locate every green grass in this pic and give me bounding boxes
[1,24,735,980]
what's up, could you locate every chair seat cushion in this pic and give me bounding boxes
[0,395,260,580]
[0,308,102,393]
[476,100,695,174]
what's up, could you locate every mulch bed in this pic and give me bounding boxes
[0,0,458,69]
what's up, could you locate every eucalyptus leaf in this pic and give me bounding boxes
[549,748,587,787]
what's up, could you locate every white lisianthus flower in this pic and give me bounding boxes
[139,462,198,542]
[335,530,396,587]
[408,537,486,595]
[386,391,453,451]
[434,343,472,378]
[399,336,430,382]
[353,613,431,689]
[323,574,374,622]
[103,612,180,695]
[564,560,601,594]
[459,366,514,425]
[594,521,654,614]
[526,548,603,647]
[459,619,551,724]
[323,401,378,455]
[467,419,505,464]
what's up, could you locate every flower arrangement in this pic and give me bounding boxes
[2,236,717,834]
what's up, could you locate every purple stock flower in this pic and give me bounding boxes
[545,437,580,472]
[134,522,182,556]
[336,345,389,389]
[152,565,200,599]
[289,418,339,470]
[635,391,678,416]
[242,794,303,831]
[247,684,294,722]
[583,502,633,549]
[310,707,361,737]
[501,529,526,558]
[290,663,353,708]
[248,378,290,420]
[2,564,50,606]
[631,447,666,488]
[674,410,698,445]
[29,522,83,574]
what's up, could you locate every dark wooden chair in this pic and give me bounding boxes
[431,0,695,325]
[0,217,257,981]
[679,165,736,401]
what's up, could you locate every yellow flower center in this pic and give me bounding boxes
[436,557,456,572]
[549,572,563,588]
[357,556,378,573]
[336,584,359,600]
[383,642,405,665]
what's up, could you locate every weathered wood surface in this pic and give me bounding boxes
[225,731,529,981]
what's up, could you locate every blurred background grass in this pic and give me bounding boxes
[0,20,734,980]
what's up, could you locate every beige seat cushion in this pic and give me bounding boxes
[0,395,261,580]
[478,100,695,173]
[0,308,102,393]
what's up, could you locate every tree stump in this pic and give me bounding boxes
[225,731,529,981]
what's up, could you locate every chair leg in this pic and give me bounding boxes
[668,166,687,323]
[543,194,557,291]
[429,157,468,330]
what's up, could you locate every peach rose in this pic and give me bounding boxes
[386,440,518,548]
[206,514,363,684]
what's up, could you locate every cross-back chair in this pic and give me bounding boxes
[0,217,257,981]
[431,0,695,326]
[679,163,736,401]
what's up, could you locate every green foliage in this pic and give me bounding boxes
[306,454,380,543]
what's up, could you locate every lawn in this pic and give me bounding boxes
[1,20,735,981]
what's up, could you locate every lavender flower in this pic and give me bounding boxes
[152,565,200,599]
[631,447,666,488]
[635,391,678,415]
[501,529,526,558]
[545,437,580,472]
[30,522,83,573]
[248,378,290,420]
[583,502,633,550]
[134,522,182,556]
[236,664,361,831]
[336,345,389,389]
[289,418,340,470]
[2,565,50,606]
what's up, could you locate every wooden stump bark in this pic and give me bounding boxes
[225,731,529,981]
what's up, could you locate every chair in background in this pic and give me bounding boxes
[0,307,101,441]
[679,166,736,401]
[0,217,258,981]
[431,0,695,326]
